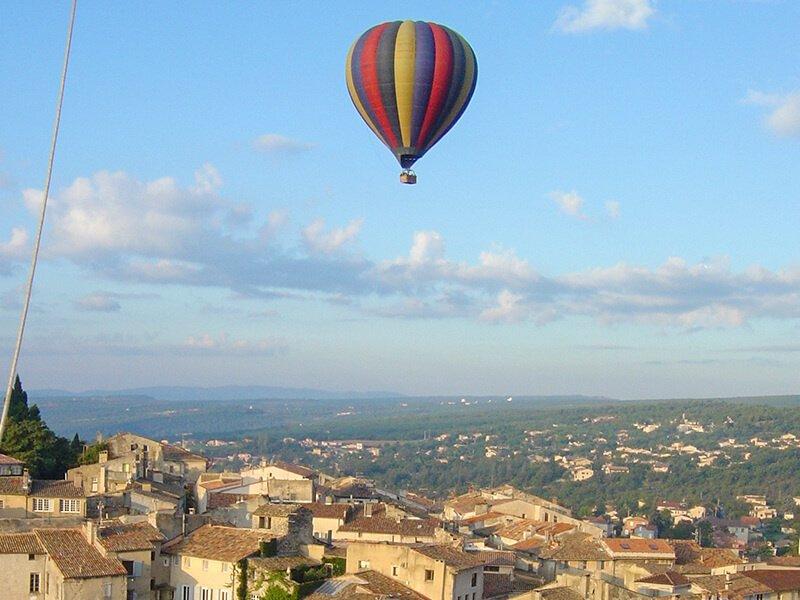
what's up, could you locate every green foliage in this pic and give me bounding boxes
[79,441,109,465]
[697,520,714,547]
[263,586,296,600]
[237,559,249,600]
[260,538,278,558]
[297,580,324,599]
[322,557,346,576]
[0,377,81,478]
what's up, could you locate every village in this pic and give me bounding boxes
[1,429,799,600]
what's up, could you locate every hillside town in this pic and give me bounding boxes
[1,431,799,600]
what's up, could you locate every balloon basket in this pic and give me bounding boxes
[400,170,417,185]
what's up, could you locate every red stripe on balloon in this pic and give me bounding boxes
[416,23,454,149]
[359,23,399,149]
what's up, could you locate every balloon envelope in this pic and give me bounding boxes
[345,21,477,170]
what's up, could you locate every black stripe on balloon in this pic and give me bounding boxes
[376,21,403,151]
[424,27,465,154]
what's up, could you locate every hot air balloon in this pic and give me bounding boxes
[345,20,477,184]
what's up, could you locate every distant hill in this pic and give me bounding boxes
[29,385,403,402]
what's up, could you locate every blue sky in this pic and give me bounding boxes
[1,0,799,398]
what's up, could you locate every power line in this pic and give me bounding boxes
[0,0,78,442]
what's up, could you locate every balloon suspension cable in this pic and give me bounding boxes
[0,0,77,444]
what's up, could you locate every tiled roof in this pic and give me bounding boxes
[312,571,428,600]
[0,476,24,495]
[468,550,517,566]
[691,574,769,598]
[306,503,351,520]
[0,532,45,554]
[162,524,268,562]
[636,571,690,586]
[272,460,315,478]
[483,573,514,599]
[602,538,674,557]
[97,521,165,552]
[461,511,506,525]
[445,492,493,514]
[253,503,306,517]
[539,532,611,561]
[30,479,84,498]
[0,453,23,465]
[494,519,543,541]
[511,537,546,552]
[0,477,84,498]
[198,477,242,490]
[162,443,206,462]
[35,529,127,579]
[743,570,800,592]
[412,544,485,570]
[768,556,800,567]
[538,587,585,600]
[340,517,438,537]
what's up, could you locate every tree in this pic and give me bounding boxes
[0,376,80,478]
[697,520,714,547]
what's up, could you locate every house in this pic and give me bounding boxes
[307,502,353,543]
[94,520,168,600]
[346,542,485,600]
[311,570,428,600]
[621,516,648,537]
[162,524,271,600]
[0,452,24,476]
[104,433,208,484]
[240,459,315,482]
[338,513,447,544]
[251,504,315,555]
[0,470,86,518]
[27,527,127,599]
[0,531,49,599]
[570,468,594,482]
[128,480,185,515]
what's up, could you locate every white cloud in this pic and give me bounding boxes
[75,292,121,312]
[184,332,283,355]
[745,89,800,138]
[0,228,29,258]
[302,218,363,255]
[253,133,315,154]
[480,290,527,323]
[555,0,655,33]
[549,190,588,219]
[605,200,621,218]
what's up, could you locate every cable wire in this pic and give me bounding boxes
[0,0,78,442]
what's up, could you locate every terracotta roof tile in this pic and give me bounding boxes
[0,476,24,495]
[35,529,126,579]
[340,517,438,537]
[0,453,23,466]
[97,521,165,552]
[411,544,485,570]
[312,570,428,600]
[30,479,84,498]
[539,533,611,561]
[306,503,351,520]
[162,524,269,562]
[636,571,690,586]
[602,538,674,557]
[743,570,800,592]
[483,573,514,599]
[272,461,315,478]
[0,532,45,554]
[468,550,517,566]
[537,587,585,600]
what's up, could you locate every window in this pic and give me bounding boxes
[28,553,35,560]
[172,555,179,566]
[32,498,52,512]
[30,572,40,592]
[458,596,461,600]
[392,566,398,576]
[182,585,192,600]
[473,594,476,600]
[163,557,170,567]
[221,562,228,572]
[202,559,209,571]
[200,588,212,600]
[184,557,191,567]
[358,560,370,569]
[104,582,113,599]
[471,573,478,587]
[91,478,99,493]
[425,569,435,582]
[123,463,131,473]
[220,591,230,600]
[59,498,81,513]
[0,499,4,509]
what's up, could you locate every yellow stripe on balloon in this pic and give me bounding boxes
[428,35,476,149]
[345,42,383,142]
[393,20,416,148]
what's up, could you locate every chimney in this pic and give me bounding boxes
[325,495,333,506]
[21,469,31,494]
[98,450,108,464]
[83,520,98,545]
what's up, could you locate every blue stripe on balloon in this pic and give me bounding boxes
[410,21,435,148]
